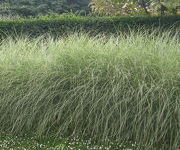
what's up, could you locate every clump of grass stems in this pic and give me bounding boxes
[0,31,179,149]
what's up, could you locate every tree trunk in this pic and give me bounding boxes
[140,0,149,15]
[157,0,165,16]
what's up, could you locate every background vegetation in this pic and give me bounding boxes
[90,0,180,16]
[0,0,179,17]
[0,0,90,17]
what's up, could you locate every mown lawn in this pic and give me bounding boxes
[0,135,89,150]
[0,135,141,150]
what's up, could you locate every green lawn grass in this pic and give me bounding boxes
[0,135,83,150]
[0,31,179,149]
[0,134,140,150]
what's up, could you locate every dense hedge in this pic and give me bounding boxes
[0,15,179,37]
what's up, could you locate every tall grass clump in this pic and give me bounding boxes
[0,31,179,149]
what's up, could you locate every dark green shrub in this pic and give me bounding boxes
[0,15,179,37]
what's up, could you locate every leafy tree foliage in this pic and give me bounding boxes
[90,0,179,16]
[0,0,90,16]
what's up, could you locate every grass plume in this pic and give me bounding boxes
[0,32,179,149]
